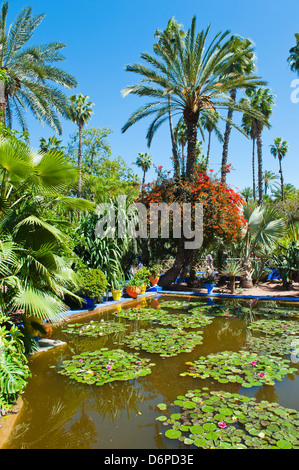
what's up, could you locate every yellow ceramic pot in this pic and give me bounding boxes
[112,290,122,301]
[140,284,147,294]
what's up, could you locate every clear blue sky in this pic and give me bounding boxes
[7,0,299,192]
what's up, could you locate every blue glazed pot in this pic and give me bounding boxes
[204,283,215,295]
[81,295,95,310]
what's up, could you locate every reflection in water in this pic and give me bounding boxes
[4,294,299,449]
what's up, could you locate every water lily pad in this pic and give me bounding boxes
[121,328,203,357]
[58,348,154,386]
[156,389,299,449]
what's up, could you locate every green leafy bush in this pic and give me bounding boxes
[0,315,31,409]
[77,268,108,302]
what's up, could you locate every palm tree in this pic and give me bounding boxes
[263,170,278,195]
[240,87,275,204]
[220,35,256,183]
[0,2,77,134]
[199,110,223,172]
[270,138,288,201]
[135,152,153,187]
[39,136,64,153]
[241,107,258,201]
[288,33,299,74]
[68,94,94,198]
[241,187,253,203]
[121,16,266,183]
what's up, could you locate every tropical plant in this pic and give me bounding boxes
[67,94,94,198]
[221,260,245,294]
[220,35,256,183]
[0,135,94,329]
[239,204,285,287]
[240,87,275,204]
[200,270,218,285]
[121,16,266,182]
[0,314,31,409]
[135,152,153,187]
[0,1,77,133]
[270,138,288,200]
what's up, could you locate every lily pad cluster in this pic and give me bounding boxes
[248,319,299,336]
[151,311,213,329]
[58,348,154,386]
[112,307,167,321]
[156,389,299,449]
[180,350,297,387]
[121,328,203,357]
[62,320,127,337]
[243,335,295,358]
[159,300,201,310]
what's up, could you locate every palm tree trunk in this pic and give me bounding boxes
[142,170,146,187]
[168,94,180,179]
[256,129,263,205]
[181,143,185,179]
[252,137,256,201]
[279,157,284,200]
[78,123,83,199]
[205,131,211,172]
[185,114,199,179]
[0,81,6,126]
[221,88,237,183]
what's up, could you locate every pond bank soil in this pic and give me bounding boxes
[165,279,299,299]
[0,397,23,449]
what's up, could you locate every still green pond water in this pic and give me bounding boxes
[4,294,299,449]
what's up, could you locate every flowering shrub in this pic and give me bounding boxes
[139,168,245,248]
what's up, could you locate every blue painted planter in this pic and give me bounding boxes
[204,283,215,295]
[81,295,95,310]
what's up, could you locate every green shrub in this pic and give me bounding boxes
[0,315,31,409]
[77,268,108,302]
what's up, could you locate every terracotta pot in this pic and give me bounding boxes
[149,276,159,286]
[126,285,142,298]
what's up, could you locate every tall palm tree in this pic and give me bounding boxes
[135,152,153,187]
[0,2,77,134]
[270,138,288,201]
[220,35,256,183]
[241,109,258,201]
[263,170,278,195]
[199,110,223,172]
[288,33,299,74]
[122,17,267,289]
[68,94,94,198]
[121,16,266,183]
[240,87,275,204]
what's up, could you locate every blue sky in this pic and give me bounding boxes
[7,0,299,192]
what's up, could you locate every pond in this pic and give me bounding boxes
[3,294,299,449]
